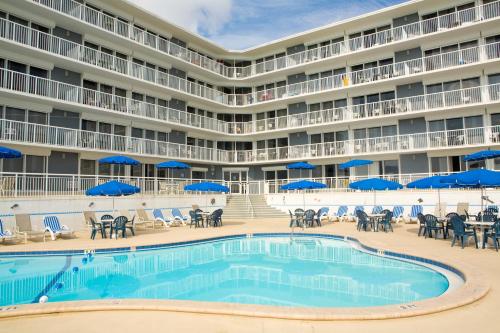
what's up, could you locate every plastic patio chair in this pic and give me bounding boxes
[450,215,478,249]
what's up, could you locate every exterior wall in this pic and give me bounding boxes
[0,194,227,231]
[266,189,500,216]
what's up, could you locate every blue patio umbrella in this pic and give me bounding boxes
[464,150,500,162]
[349,178,402,205]
[0,146,22,159]
[156,160,191,169]
[280,179,327,190]
[99,155,140,179]
[86,180,140,213]
[441,169,500,215]
[184,182,229,211]
[339,159,373,170]
[98,155,140,166]
[407,176,457,217]
[156,160,191,182]
[280,180,327,210]
[286,161,315,179]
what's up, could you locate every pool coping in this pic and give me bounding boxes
[0,233,490,321]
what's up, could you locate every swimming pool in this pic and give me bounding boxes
[0,234,456,308]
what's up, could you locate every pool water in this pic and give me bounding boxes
[0,236,451,308]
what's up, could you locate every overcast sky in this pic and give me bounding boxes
[129,0,407,50]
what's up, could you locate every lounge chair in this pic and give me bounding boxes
[371,205,383,214]
[152,209,172,228]
[83,211,97,228]
[392,206,404,223]
[171,208,188,226]
[15,214,46,243]
[434,202,447,218]
[135,209,155,229]
[43,216,74,240]
[331,205,348,222]
[0,219,17,242]
[456,202,469,216]
[406,205,423,223]
[317,207,329,224]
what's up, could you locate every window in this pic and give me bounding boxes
[80,159,96,175]
[26,155,45,173]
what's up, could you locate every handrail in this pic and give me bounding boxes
[1,117,498,163]
[1,17,499,107]
[31,0,500,79]
[1,65,499,136]
[0,170,490,197]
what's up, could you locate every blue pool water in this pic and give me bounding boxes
[0,236,451,308]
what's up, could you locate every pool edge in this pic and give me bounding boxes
[0,233,490,321]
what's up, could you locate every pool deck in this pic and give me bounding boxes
[0,218,499,333]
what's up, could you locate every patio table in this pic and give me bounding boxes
[366,213,385,231]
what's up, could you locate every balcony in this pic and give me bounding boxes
[0,170,485,197]
[1,16,499,107]
[1,117,498,164]
[31,0,500,79]
[1,66,500,138]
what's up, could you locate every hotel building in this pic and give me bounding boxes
[0,0,499,196]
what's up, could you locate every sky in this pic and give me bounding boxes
[129,0,408,50]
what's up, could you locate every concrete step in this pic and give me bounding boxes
[224,195,287,219]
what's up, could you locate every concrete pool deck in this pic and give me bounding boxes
[0,218,498,333]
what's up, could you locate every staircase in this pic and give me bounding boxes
[223,195,287,219]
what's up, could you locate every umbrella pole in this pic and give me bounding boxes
[373,190,376,206]
[481,187,484,222]
[438,188,441,217]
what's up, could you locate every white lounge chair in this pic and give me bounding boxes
[0,219,17,242]
[43,216,74,240]
[152,209,172,228]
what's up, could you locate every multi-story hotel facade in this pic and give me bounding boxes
[0,0,500,196]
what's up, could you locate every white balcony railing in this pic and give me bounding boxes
[2,15,500,106]
[1,117,498,164]
[1,66,500,137]
[0,170,485,197]
[31,0,500,79]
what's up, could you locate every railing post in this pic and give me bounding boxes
[14,173,18,197]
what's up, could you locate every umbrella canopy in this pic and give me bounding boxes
[441,169,500,187]
[339,159,373,170]
[349,178,403,191]
[98,155,140,166]
[0,146,22,159]
[464,150,500,162]
[286,162,316,170]
[406,176,458,189]
[184,182,229,193]
[86,180,140,197]
[156,160,191,169]
[280,180,327,191]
